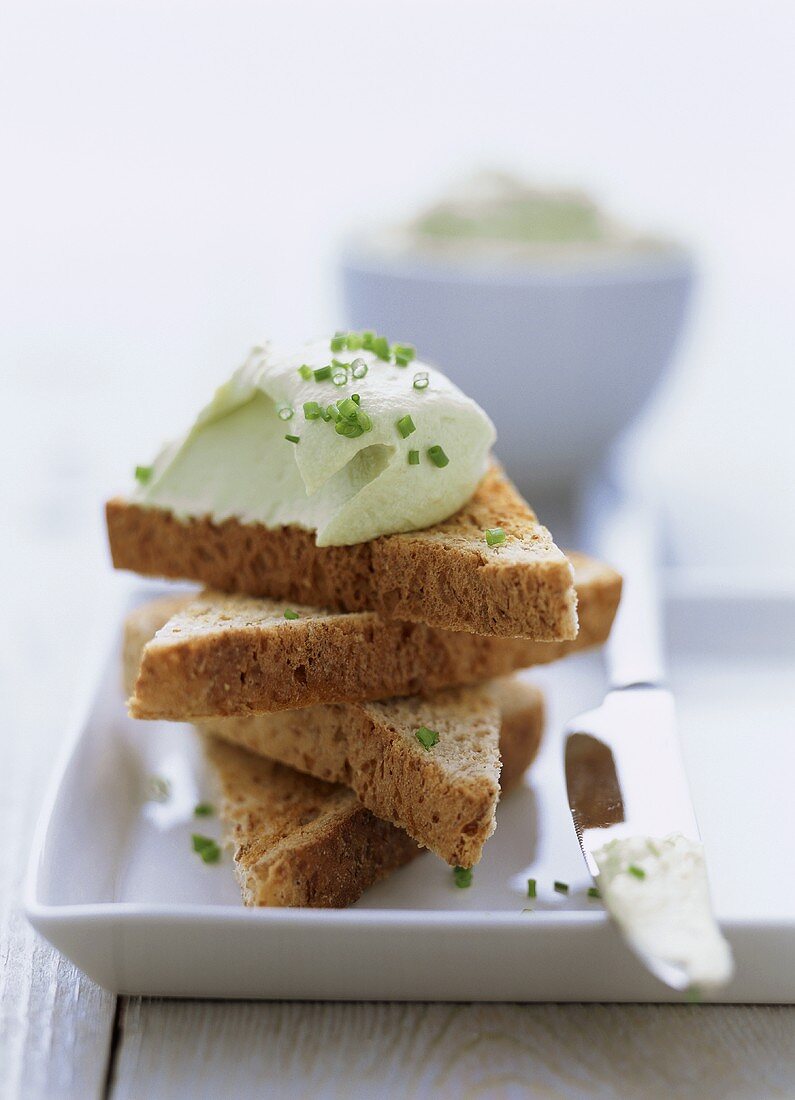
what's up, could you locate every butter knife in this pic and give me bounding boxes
[564,485,734,993]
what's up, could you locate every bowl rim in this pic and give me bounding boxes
[340,237,694,288]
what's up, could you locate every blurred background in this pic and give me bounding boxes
[2,0,794,683]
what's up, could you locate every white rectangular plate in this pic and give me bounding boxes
[25,576,795,1001]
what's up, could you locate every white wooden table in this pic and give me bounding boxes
[3,376,794,1100]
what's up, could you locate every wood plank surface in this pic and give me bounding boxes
[0,411,118,1100]
[110,1000,795,1100]
[0,609,116,1100]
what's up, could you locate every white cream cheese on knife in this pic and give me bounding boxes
[133,336,496,546]
[594,832,734,991]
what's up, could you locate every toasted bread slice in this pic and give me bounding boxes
[202,680,543,868]
[125,551,619,720]
[123,600,545,866]
[204,678,542,907]
[107,463,577,640]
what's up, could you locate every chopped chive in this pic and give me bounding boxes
[330,332,346,352]
[192,834,221,864]
[345,332,363,350]
[396,414,416,438]
[277,403,294,421]
[194,802,214,817]
[284,434,300,444]
[335,420,365,438]
[413,371,429,390]
[587,886,602,899]
[298,364,313,381]
[554,880,569,895]
[371,335,390,361]
[303,401,322,420]
[408,449,420,465]
[485,527,506,547]
[415,725,439,750]
[331,366,348,386]
[454,866,473,888]
[135,465,154,485]
[325,396,373,437]
[351,358,368,379]
[283,608,299,620]
[361,330,375,350]
[427,445,449,468]
[628,864,646,880]
[393,342,416,366]
[351,393,361,404]
[527,878,537,898]
[313,364,332,382]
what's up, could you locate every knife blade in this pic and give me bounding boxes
[565,484,734,993]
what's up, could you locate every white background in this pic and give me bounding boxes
[1,0,794,654]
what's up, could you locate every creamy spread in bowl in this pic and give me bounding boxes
[353,171,683,269]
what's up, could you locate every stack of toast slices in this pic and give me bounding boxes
[110,462,621,907]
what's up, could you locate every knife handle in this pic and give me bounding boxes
[583,480,667,690]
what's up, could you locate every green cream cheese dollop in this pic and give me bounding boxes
[133,337,496,546]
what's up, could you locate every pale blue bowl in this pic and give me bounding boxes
[341,244,694,499]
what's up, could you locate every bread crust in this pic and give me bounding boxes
[106,464,578,640]
[126,551,620,720]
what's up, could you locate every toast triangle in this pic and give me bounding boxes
[107,463,578,640]
[203,678,542,906]
[126,551,620,721]
[123,605,546,867]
